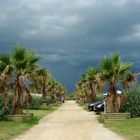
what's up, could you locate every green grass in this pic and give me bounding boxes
[103,118,140,140]
[0,103,61,140]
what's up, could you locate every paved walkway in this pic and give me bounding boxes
[13,101,125,140]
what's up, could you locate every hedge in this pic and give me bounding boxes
[121,88,140,118]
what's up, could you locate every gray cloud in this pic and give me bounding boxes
[0,0,140,91]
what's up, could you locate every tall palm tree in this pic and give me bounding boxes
[85,67,98,102]
[0,54,13,106]
[101,53,133,112]
[35,68,50,106]
[122,72,137,91]
[11,44,41,114]
[55,82,66,102]
[75,67,104,103]
[46,79,66,102]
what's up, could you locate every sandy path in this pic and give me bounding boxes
[13,101,125,140]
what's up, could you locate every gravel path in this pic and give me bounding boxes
[13,101,125,140]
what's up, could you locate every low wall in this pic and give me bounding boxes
[8,113,33,121]
[100,112,130,121]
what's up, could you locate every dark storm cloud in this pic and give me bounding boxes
[0,0,140,91]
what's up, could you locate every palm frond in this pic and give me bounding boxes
[120,63,133,75]
[112,52,120,66]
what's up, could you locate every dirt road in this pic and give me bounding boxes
[13,101,125,140]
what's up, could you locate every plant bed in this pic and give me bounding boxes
[8,113,33,121]
[100,112,130,121]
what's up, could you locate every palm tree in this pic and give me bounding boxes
[55,82,66,102]
[11,44,41,114]
[100,53,133,112]
[0,54,13,107]
[85,67,98,102]
[80,67,103,102]
[47,79,56,100]
[35,68,50,106]
[46,79,66,102]
[74,67,104,103]
[122,72,137,91]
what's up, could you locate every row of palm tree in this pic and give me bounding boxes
[0,44,66,115]
[74,67,104,103]
[74,53,137,113]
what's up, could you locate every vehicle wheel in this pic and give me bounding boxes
[95,112,100,115]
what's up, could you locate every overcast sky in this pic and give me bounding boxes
[0,0,140,92]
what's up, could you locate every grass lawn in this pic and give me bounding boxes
[103,118,140,140]
[0,103,61,140]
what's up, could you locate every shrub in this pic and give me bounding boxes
[0,107,11,120]
[121,88,140,118]
[30,96,42,110]
[29,95,57,109]
[96,95,105,102]
[0,95,3,109]
[0,94,13,120]
[47,96,54,104]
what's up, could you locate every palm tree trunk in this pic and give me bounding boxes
[41,80,47,108]
[89,83,96,102]
[42,84,47,103]
[2,87,9,107]
[13,76,23,114]
[25,86,32,104]
[106,82,121,113]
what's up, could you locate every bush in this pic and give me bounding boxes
[0,94,13,120]
[0,107,11,120]
[47,96,54,104]
[30,96,42,110]
[121,88,140,118]
[96,95,105,102]
[29,95,56,109]
[0,95,3,109]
